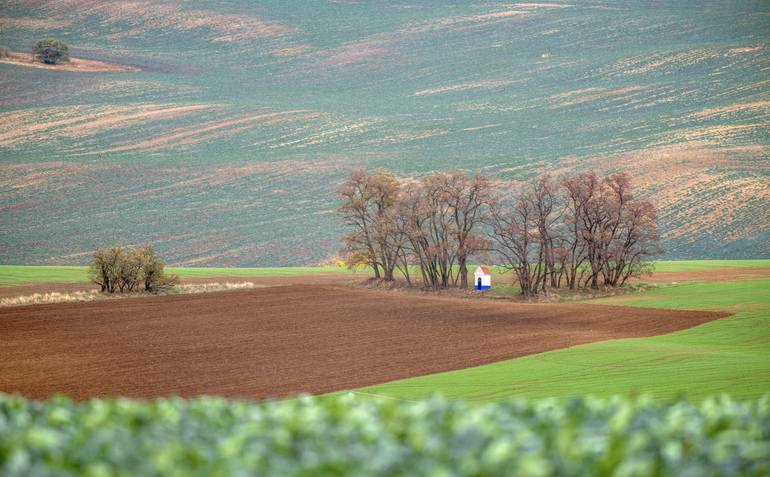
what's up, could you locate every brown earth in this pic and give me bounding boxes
[0,285,727,401]
[0,51,139,72]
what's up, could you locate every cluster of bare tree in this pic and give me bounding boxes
[89,245,178,293]
[489,172,662,297]
[338,169,662,296]
[338,170,491,290]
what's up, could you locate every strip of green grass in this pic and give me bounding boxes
[167,266,349,279]
[0,265,350,287]
[484,260,770,297]
[2,260,768,287]
[357,278,770,402]
[650,259,770,272]
[0,266,90,286]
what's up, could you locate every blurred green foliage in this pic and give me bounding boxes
[1,393,768,476]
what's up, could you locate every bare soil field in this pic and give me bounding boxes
[0,51,139,72]
[0,285,726,401]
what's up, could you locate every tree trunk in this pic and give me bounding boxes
[458,255,468,289]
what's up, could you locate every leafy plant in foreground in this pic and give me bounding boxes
[1,394,768,476]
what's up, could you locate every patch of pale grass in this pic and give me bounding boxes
[175,282,258,294]
[0,290,101,307]
[0,282,260,307]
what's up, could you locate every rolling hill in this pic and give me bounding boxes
[1,0,768,266]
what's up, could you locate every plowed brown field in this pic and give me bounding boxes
[0,285,727,401]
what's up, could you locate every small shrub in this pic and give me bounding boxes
[137,245,178,292]
[89,245,177,294]
[32,38,69,65]
[88,245,123,293]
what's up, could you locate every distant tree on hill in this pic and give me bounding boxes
[32,38,69,65]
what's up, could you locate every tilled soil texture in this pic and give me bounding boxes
[0,285,728,401]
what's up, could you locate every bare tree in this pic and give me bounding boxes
[526,175,562,292]
[338,170,384,279]
[337,168,660,296]
[561,173,594,289]
[574,173,606,289]
[445,171,493,289]
[395,181,437,288]
[393,173,485,290]
[487,171,661,297]
[338,170,404,281]
[423,173,461,288]
[599,181,662,286]
[488,192,541,297]
[368,171,402,281]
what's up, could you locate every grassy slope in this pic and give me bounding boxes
[357,277,770,402]
[0,265,348,287]
[2,2,769,266]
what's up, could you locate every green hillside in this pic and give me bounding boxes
[1,1,768,265]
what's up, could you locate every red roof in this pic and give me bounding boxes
[477,265,491,275]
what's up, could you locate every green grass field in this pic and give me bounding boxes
[357,276,770,402]
[649,260,770,272]
[3,260,766,287]
[0,265,349,287]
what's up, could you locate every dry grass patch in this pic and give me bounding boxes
[0,51,138,72]
[0,290,101,307]
[174,282,260,293]
[0,282,261,307]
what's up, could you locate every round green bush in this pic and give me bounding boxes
[32,38,70,65]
